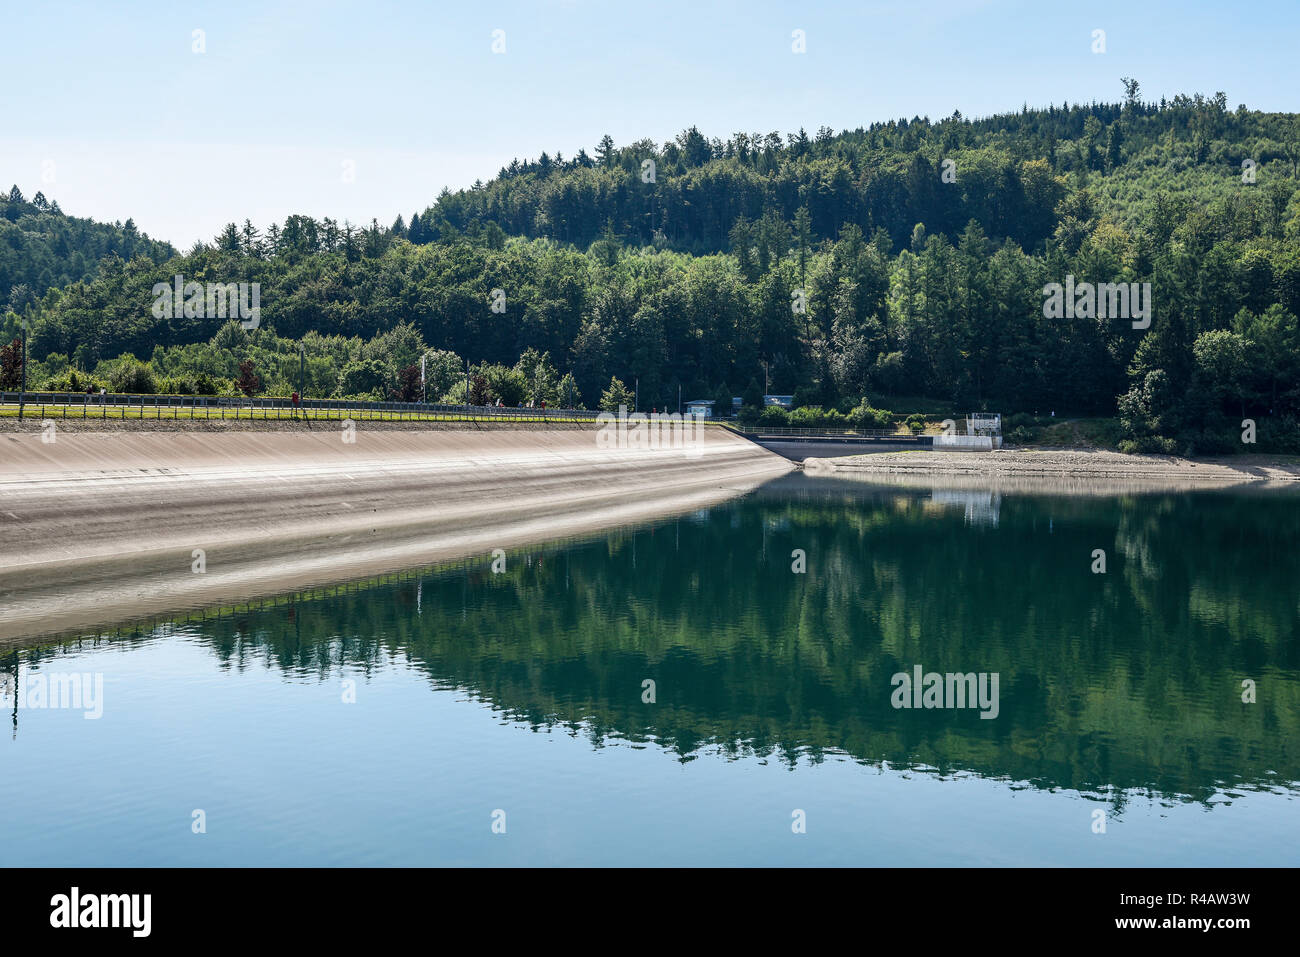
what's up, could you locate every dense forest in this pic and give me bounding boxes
[5,84,1300,452]
[0,186,173,315]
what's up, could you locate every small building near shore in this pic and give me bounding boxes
[684,399,715,418]
[763,395,794,409]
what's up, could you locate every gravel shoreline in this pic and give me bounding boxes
[804,447,1300,484]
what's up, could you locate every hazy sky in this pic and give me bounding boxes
[5,0,1297,248]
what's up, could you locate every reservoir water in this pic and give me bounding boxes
[3,474,1297,866]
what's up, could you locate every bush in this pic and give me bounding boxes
[848,400,892,430]
[1118,436,1179,455]
[43,369,101,392]
[758,405,789,426]
[160,376,198,396]
[1261,415,1300,454]
[1181,429,1237,457]
[338,359,389,399]
[905,413,927,434]
[1007,426,1034,444]
[790,405,830,428]
[109,361,157,394]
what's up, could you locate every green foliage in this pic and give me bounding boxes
[8,94,1300,453]
[338,358,389,399]
[422,349,463,400]
[789,405,848,428]
[848,400,893,430]
[599,376,634,412]
[0,189,173,307]
[108,358,156,394]
[1118,436,1180,455]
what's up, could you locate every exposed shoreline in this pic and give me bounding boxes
[0,424,792,645]
[804,447,1300,488]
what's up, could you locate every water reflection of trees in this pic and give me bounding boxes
[35,480,1300,802]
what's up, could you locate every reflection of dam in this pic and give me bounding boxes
[930,488,1001,526]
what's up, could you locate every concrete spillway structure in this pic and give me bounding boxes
[0,424,792,643]
[738,431,1001,462]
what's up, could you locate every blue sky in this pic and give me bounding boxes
[5,0,1297,247]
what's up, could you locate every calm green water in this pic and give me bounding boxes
[3,474,1298,866]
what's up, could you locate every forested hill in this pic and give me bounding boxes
[0,186,175,311]
[8,89,1300,454]
[420,91,1300,255]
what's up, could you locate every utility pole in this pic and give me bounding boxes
[420,353,427,404]
[678,383,681,415]
[634,377,639,413]
[299,344,305,397]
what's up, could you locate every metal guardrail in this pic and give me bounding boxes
[0,390,598,421]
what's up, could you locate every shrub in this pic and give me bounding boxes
[1118,436,1179,455]
[109,361,157,394]
[43,369,100,392]
[1261,415,1300,454]
[338,358,388,399]
[236,360,261,397]
[848,400,892,430]
[1181,429,1236,457]
[790,405,829,427]
[758,405,790,426]
[161,376,198,395]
